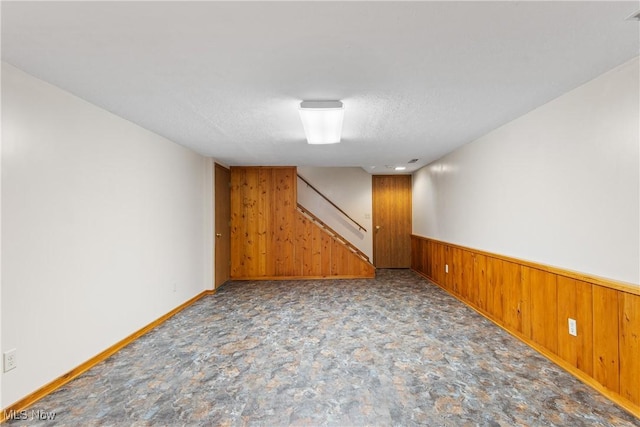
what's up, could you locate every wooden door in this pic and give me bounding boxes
[214,163,231,287]
[372,175,412,268]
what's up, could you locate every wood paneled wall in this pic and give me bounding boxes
[230,167,374,279]
[411,235,640,418]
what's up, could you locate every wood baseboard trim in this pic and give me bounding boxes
[231,274,375,281]
[0,289,216,424]
[413,268,640,420]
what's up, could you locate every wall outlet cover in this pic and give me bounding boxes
[4,349,17,372]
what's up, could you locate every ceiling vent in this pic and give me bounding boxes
[408,159,419,163]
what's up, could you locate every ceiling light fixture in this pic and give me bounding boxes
[299,101,344,144]
[395,166,407,171]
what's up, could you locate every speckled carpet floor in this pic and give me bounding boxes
[8,269,640,426]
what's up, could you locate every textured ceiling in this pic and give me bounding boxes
[2,1,639,173]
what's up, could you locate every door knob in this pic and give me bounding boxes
[216,233,222,237]
[376,225,381,230]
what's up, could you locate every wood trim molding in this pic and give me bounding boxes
[0,289,216,424]
[411,234,639,295]
[231,274,375,281]
[230,165,295,170]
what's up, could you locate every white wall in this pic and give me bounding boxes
[413,57,639,285]
[297,167,373,260]
[1,63,213,407]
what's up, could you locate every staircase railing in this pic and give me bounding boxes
[297,174,367,232]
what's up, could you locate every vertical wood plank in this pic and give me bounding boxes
[460,250,474,301]
[257,168,271,276]
[331,238,348,276]
[294,215,306,276]
[272,168,285,275]
[237,167,261,277]
[432,242,442,284]
[229,167,243,278]
[272,168,295,275]
[471,253,487,310]
[526,267,558,354]
[520,266,532,338]
[411,237,424,273]
[320,233,332,276]
[237,167,251,277]
[309,219,323,276]
[422,239,430,278]
[486,257,504,322]
[425,240,433,278]
[556,277,593,376]
[619,292,640,405]
[502,261,525,334]
[593,285,620,393]
[451,247,463,295]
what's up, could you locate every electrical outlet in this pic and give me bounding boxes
[568,318,577,336]
[445,264,449,273]
[4,349,17,372]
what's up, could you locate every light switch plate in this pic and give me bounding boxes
[568,318,577,336]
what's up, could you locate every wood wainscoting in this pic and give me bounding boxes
[410,235,640,418]
[230,167,374,280]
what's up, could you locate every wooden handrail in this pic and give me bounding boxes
[297,174,367,232]
[297,204,370,263]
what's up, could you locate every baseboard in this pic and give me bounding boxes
[0,289,215,424]
[231,274,375,280]
[412,267,640,420]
